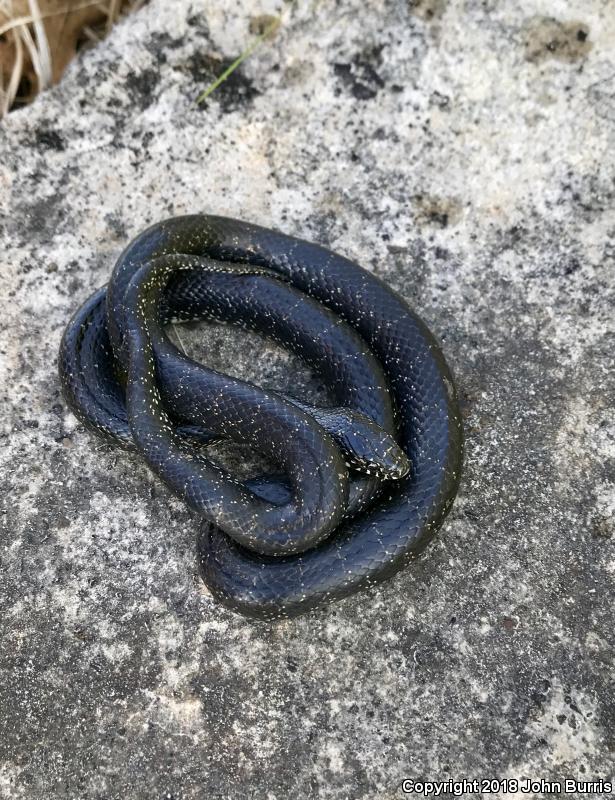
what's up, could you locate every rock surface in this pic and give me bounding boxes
[1,1,614,797]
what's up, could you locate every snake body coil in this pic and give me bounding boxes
[59,215,463,620]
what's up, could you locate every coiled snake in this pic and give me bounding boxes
[59,215,463,620]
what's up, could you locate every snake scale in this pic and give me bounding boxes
[59,215,463,620]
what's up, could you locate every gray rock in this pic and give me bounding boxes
[1,1,614,797]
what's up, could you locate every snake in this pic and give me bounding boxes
[58,215,463,620]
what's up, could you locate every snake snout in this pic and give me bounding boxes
[370,442,412,480]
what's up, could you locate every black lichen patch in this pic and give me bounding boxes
[408,0,448,22]
[187,12,210,34]
[15,191,66,242]
[146,31,185,63]
[186,53,260,112]
[35,128,66,151]
[430,89,451,110]
[557,172,615,224]
[104,211,128,241]
[125,68,159,111]
[523,17,592,64]
[333,47,385,101]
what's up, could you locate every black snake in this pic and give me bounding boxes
[59,215,463,620]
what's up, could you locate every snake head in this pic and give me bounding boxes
[318,408,411,481]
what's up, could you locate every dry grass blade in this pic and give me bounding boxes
[28,0,53,88]
[106,0,120,33]
[1,25,23,114]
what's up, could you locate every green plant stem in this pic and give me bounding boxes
[195,16,280,104]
